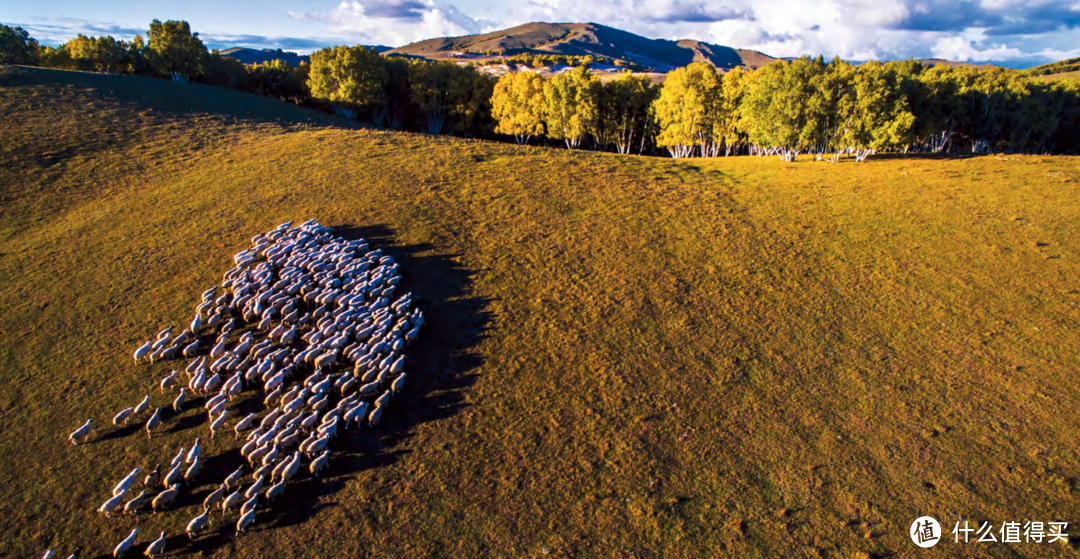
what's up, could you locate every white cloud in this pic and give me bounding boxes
[289,0,495,46]
[930,35,1024,59]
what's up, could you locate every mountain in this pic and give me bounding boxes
[219,47,310,66]
[387,22,776,73]
[219,45,392,67]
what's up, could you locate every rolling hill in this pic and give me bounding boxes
[388,22,777,72]
[219,45,392,67]
[2,64,1080,558]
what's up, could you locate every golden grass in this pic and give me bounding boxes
[2,65,1079,558]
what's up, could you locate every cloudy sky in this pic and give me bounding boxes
[5,0,1080,67]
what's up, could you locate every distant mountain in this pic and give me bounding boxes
[915,58,998,70]
[387,22,777,72]
[219,45,393,67]
[219,48,310,66]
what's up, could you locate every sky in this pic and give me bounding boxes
[4,0,1080,68]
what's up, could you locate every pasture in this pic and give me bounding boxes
[1,65,1079,558]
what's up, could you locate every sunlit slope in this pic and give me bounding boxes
[1,65,1079,558]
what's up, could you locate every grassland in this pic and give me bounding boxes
[1036,70,1080,83]
[2,64,1080,558]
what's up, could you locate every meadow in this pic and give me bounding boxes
[1,64,1079,558]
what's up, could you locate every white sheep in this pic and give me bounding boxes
[68,419,93,445]
[145,408,161,439]
[112,407,134,426]
[112,529,138,557]
[203,484,227,510]
[186,438,201,463]
[144,532,166,558]
[97,493,125,517]
[310,450,330,476]
[152,485,180,511]
[236,509,257,533]
[112,467,141,496]
[133,341,152,363]
[123,490,150,514]
[186,508,211,539]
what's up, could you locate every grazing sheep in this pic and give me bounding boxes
[144,532,166,558]
[265,478,287,501]
[210,410,229,438]
[390,373,406,394]
[68,419,93,445]
[368,405,383,427]
[233,413,257,438]
[152,485,180,511]
[186,508,211,539]
[113,529,138,557]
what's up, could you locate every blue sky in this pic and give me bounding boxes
[4,0,1080,67]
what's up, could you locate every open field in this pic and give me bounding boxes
[1036,70,1080,82]
[2,64,1080,558]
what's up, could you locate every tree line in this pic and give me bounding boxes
[3,21,1079,158]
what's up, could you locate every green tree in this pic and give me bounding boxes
[739,58,820,161]
[308,45,388,119]
[65,34,130,73]
[716,66,752,156]
[407,60,493,136]
[146,19,208,82]
[651,62,721,158]
[491,71,547,144]
[841,61,915,161]
[596,72,657,154]
[543,66,600,149]
[204,52,250,90]
[0,24,40,65]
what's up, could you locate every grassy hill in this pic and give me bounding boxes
[387,22,776,71]
[2,64,1080,558]
[218,47,311,67]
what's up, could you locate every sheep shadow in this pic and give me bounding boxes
[116,223,491,557]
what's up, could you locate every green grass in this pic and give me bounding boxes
[2,64,1080,558]
[1036,70,1080,83]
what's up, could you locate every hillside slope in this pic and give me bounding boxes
[388,22,776,71]
[2,65,1080,558]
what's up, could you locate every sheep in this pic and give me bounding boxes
[240,494,258,516]
[123,490,150,514]
[244,476,265,500]
[169,447,185,470]
[145,408,161,439]
[133,341,152,363]
[112,407,135,426]
[210,410,229,438]
[310,450,330,477]
[203,484,227,509]
[68,419,93,445]
[368,405,383,427]
[374,390,391,410]
[163,463,183,488]
[265,478,287,501]
[144,532,166,558]
[159,371,179,392]
[143,464,161,488]
[132,395,151,417]
[236,509,257,534]
[224,466,245,489]
[186,508,211,539]
[233,413,257,438]
[42,550,54,559]
[152,485,180,511]
[261,444,280,466]
[98,493,125,517]
[390,373,406,394]
[113,467,141,496]
[113,529,138,557]
[184,456,201,483]
[221,488,244,514]
[186,438,201,463]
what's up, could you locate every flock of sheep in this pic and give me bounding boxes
[53,220,424,558]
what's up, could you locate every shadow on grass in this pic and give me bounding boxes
[86,223,491,558]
